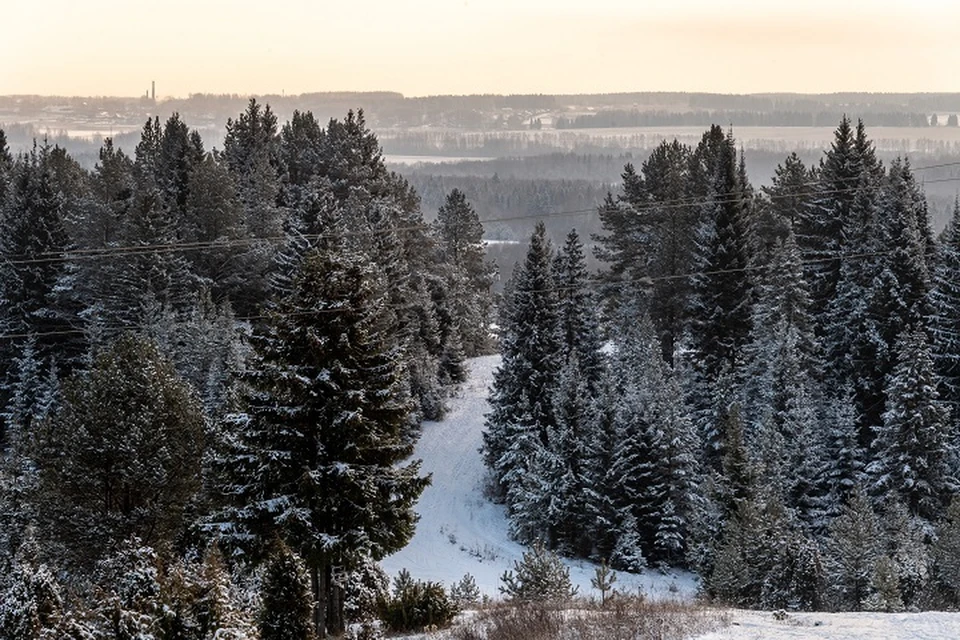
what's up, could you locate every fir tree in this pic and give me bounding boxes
[218,245,428,637]
[827,488,882,611]
[433,189,495,357]
[801,116,859,323]
[869,328,955,521]
[259,543,315,640]
[553,228,604,394]
[34,335,205,565]
[928,198,960,406]
[483,222,560,499]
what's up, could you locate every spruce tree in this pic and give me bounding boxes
[483,222,560,499]
[0,143,80,420]
[554,228,604,393]
[801,116,859,323]
[929,199,960,407]
[827,488,883,611]
[869,328,955,521]
[218,244,428,637]
[433,189,495,357]
[259,543,315,640]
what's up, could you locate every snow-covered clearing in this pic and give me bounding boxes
[381,355,697,599]
[695,609,960,640]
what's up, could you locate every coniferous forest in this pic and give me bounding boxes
[484,118,960,612]
[0,101,496,638]
[4,99,960,639]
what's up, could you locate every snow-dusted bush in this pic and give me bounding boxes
[381,569,459,632]
[499,541,578,603]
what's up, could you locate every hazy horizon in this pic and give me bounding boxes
[6,0,960,99]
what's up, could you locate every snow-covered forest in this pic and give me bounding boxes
[3,100,960,639]
[0,102,496,638]
[485,118,960,613]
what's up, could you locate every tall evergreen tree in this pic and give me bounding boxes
[433,189,495,357]
[869,328,955,521]
[483,222,560,499]
[218,244,428,637]
[801,116,859,323]
[553,228,604,393]
[929,198,960,407]
[689,127,753,384]
[0,143,81,436]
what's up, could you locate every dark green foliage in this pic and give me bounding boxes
[434,189,496,357]
[499,542,578,602]
[259,544,314,640]
[931,497,960,605]
[827,489,883,610]
[449,573,481,608]
[484,222,561,504]
[590,560,618,606]
[869,329,954,521]
[381,569,458,632]
[34,335,205,564]
[219,244,428,635]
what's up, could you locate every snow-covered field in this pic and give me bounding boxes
[696,609,960,639]
[380,355,697,599]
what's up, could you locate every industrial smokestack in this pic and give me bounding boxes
[151,81,155,101]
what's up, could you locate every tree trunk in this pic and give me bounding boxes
[312,562,328,638]
[328,568,345,636]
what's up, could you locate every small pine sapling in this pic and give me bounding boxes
[591,559,618,607]
[499,541,579,602]
[449,573,481,608]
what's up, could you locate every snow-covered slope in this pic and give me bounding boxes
[381,355,697,599]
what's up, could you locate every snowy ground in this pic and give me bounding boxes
[695,609,960,640]
[380,355,698,600]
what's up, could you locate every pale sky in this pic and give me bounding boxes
[5,0,960,97]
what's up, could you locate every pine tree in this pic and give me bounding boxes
[827,488,883,610]
[34,334,205,564]
[259,543,315,640]
[218,245,428,637]
[591,560,617,606]
[499,541,578,602]
[483,222,560,499]
[594,142,697,363]
[869,328,955,521]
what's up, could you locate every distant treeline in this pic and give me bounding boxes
[8,91,960,134]
[556,110,938,129]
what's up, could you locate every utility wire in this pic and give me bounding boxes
[9,170,960,267]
